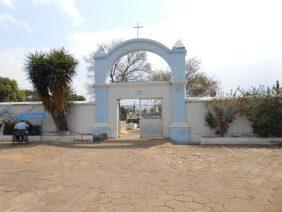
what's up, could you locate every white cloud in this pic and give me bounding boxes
[0,12,33,33]
[66,0,282,93]
[2,0,281,98]
[0,48,31,89]
[0,0,13,8]
[32,0,85,26]
[65,28,136,98]
[66,28,134,56]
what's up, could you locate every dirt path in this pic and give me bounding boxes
[0,140,281,211]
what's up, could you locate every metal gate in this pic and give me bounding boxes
[140,99,163,138]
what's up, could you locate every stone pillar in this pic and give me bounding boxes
[169,81,189,144]
[93,47,110,138]
[169,40,190,144]
[93,85,109,137]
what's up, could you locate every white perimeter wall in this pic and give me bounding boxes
[0,102,95,135]
[186,98,253,142]
[0,99,254,141]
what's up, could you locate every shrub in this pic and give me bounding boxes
[204,98,238,136]
[204,81,282,138]
[241,83,282,137]
[3,122,15,135]
[27,121,42,135]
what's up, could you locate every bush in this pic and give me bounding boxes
[204,81,282,138]
[3,122,15,135]
[3,121,42,136]
[27,121,42,135]
[241,83,282,137]
[204,98,238,136]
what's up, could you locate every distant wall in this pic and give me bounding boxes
[0,99,254,141]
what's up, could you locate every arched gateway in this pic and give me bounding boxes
[93,38,189,144]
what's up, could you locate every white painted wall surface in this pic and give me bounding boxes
[0,101,95,134]
[67,102,95,134]
[0,98,254,141]
[185,99,254,142]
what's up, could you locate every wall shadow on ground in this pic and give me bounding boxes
[0,138,170,150]
[50,140,169,150]
[0,140,281,150]
[191,143,282,149]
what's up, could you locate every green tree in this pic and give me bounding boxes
[25,48,78,132]
[0,77,25,102]
[23,89,41,101]
[22,89,85,102]
[186,58,220,97]
[241,82,282,137]
[70,94,86,101]
[65,88,86,101]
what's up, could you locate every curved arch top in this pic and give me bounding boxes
[107,38,172,56]
[95,38,172,59]
[94,38,187,83]
[93,38,190,144]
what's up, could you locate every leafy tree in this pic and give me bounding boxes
[65,88,86,101]
[23,89,41,101]
[240,81,282,137]
[186,58,220,97]
[23,88,85,102]
[70,94,86,101]
[25,48,78,133]
[0,77,25,102]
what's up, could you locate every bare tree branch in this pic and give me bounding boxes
[85,39,152,92]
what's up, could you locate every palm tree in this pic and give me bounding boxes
[25,48,78,133]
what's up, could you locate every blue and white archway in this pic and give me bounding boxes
[93,38,189,144]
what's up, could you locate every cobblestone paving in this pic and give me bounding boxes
[0,140,281,212]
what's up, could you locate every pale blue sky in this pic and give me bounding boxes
[0,0,167,49]
[1,0,282,98]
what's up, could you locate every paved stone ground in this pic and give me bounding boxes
[0,139,281,212]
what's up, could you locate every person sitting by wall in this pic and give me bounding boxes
[14,120,29,140]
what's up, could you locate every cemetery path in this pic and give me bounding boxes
[118,129,141,140]
[0,140,281,212]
